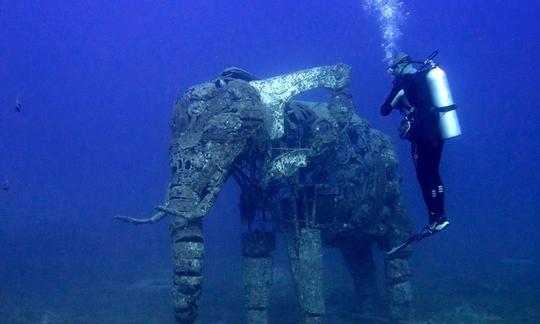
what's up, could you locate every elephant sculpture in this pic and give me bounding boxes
[117,64,413,323]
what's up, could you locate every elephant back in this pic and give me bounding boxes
[271,101,403,243]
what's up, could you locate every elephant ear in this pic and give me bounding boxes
[249,64,351,140]
[260,150,312,187]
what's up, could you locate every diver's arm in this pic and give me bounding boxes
[381,84,405,116]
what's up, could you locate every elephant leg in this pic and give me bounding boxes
[384,254,412,323]
[340,241,379,314]
[242,232,275,324]
[286,228,325,324]
[384,200,413,323]
[170,218,204,324]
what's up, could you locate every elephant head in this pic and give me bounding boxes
[167,76,268,222]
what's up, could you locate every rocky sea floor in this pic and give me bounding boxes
[2,276,539,323]
[1,250,539,324]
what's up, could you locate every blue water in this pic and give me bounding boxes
[1,1,539,323]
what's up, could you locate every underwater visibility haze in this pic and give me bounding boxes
[1,0,540,323]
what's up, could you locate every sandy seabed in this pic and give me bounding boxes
[2,250,539,324]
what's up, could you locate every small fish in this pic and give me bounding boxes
[2,180,10,191]
[15,96,22,112]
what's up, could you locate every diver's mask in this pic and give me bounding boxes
[387,55,412,77]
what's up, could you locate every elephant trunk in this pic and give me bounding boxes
[171,218,204,324]
[168,140,246,323]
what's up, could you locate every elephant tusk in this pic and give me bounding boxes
[114,211,167,225]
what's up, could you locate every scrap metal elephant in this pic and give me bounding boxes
[117,64,413,323]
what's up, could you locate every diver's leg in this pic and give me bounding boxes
[430,140,445,218]
[170,219,204,324]
[412,141,446,224]
[412,142,432,215]
[286,228,325,324]
[242,232,274,324]
[340,241,379,314]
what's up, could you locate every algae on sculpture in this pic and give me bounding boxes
[117,64,413,324]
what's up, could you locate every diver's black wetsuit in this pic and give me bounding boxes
[381,70,446,223]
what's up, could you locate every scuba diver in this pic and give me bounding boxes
[381,51,462,255]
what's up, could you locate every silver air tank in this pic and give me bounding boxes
[425,65,462,139]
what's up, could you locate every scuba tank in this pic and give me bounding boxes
[422,51,462,139]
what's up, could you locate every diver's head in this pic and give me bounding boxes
[388,51,416,78]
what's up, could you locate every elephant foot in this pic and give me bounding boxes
[304,313,323,324]
[174,317,194,324]
[174,311,195,324]
[173,291,198,324]
[247,309,268,324]
[389,303,410,324]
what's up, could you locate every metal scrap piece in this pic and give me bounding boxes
[249,64,350,139]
